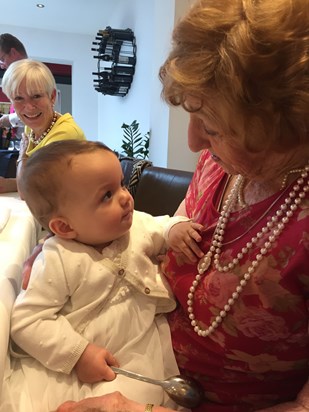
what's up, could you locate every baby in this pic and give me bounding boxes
[5,140,202,412]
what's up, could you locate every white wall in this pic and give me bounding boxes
[167,0,200,170]
[95,0,197,171]
[1,0,198,172]
[96,0,154,152]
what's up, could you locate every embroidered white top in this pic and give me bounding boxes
[10,211,181,374]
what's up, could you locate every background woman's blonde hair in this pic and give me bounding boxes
[160,0,308,152]
[2,58,56,100]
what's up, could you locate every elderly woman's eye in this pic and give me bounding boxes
[203,125,218,136]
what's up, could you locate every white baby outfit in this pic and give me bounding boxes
[1,211,187,412]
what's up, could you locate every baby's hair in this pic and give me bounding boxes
[19,140,115,229]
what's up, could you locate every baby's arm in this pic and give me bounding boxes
[143,212,204,262]
[11,240,118,383]
[74,343,118,383]
[174,198,187,217]
[167,220,204,262]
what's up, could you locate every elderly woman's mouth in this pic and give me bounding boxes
[211,153,220,162]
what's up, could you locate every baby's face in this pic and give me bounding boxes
[59,150,134,250]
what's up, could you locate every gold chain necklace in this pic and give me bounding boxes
[223,163,309,246]
[238,163,309,208]
[29,112,58,146]
[187,165,309,338]
[281,167,309,190]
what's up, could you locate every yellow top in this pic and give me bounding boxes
[25,113,86,157]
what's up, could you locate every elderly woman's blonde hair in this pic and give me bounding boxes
[160,0,309,152]
[2,58,56,100]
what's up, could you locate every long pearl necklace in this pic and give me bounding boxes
[187,165,309,338]
[29,112,58,146]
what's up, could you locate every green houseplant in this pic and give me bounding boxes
[121,120,150,159]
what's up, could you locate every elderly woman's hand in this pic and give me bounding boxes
[21,242,43,289]
[18,132,29,156]
[22,232,53,289]
[55,391,146,412]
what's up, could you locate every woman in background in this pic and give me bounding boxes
[0,59,86,193]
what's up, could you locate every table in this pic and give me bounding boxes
[0,192,41,399]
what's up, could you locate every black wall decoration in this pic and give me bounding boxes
[92,27,137,97]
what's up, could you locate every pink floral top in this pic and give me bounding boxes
[164,150,309,411]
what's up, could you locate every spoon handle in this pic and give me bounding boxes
[111,366,166,387]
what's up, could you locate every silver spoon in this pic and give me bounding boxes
[111,366,204,408]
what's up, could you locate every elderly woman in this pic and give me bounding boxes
[55,0,308,411]
[0,59,86,193]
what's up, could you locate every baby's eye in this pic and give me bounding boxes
[102,191,112,202]
[12,96,23,102]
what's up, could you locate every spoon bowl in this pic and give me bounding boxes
[111,366,204,408]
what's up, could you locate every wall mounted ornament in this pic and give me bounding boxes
[92,27,137,97]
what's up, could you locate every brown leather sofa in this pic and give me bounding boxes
[134,166,193,216]
[0,152,193,216]
[119,157,193,216]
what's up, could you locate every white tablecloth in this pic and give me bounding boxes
[0,193,41,400]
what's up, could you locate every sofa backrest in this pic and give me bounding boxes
[119,156,152,197]
[134,166,193,216]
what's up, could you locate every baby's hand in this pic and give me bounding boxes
[168,221,204,262]
[74,343,119,383]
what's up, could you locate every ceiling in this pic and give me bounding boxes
[0,0,114,35]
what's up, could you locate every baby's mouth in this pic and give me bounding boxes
[122,209,133,220]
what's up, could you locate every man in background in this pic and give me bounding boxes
[0,33,28,131]
[0,33,28,70]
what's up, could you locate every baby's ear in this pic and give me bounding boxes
[49,217,76,239]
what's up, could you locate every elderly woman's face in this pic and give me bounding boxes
[11,78,56,133]
[187,111,263,178]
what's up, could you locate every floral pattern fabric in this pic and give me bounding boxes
[164,150,309,411]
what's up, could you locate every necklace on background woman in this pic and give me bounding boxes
[29,112,58,146]
[187,163,309,338]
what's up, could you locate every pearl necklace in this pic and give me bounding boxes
[237,176,247,208]
[187,165,309,338]
[29,112,58,146]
